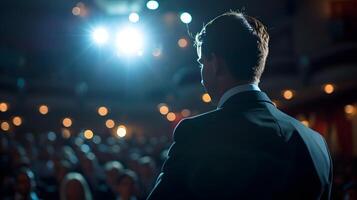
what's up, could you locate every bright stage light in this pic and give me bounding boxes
[129,12,140,23]
[92,27,109,44]
[116,27,144,56]
[146,0,159,10]
[180,12,192,24]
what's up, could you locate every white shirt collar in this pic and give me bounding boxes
[217,84,260,108]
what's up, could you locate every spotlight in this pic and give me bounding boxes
[92,27,109,45]
[116,27,144,56]
[129,12,140,23]
[180,12,192,24]
[146,0,159,10]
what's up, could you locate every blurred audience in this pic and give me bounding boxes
[0,132,166,200]
[0,132,355,200]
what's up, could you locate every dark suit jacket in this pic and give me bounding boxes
[147,91,332,200]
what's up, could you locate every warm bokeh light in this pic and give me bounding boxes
[345,104,356,115]
[167,112,176,121]
[12,116,22,127]
[84,129,94,139]
[62,129,71,139]
[323,83,335,94]
[283,90,294,100]
[180,12,192,24]
[1,122,10,131]
[146,0,159,10]
[72,2,87,17]
[62,118,72,128]
[105,119,115,129]
[116,125,127,138]
[202,93,212,103]
[301,120,310,127]
[159,105,169,115]
[39,105,49,115]
[178,38,188,48]
[129,12,140,23]
[181,109,191,117]
[98,106,109,116]
[0,102,8,112]
[72,7,81,16]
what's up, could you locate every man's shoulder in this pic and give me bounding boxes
[178,108,223,127]
[173,109,222,140]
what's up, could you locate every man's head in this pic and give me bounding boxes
[195,11,269,102]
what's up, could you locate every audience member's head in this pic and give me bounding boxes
[60,172,92,200]
[62,145,79,166]
[115,170,138,200]
[55,160,72,184]
[0,135,9,154]
[11,144,30,168]
[104,161,125,190]
[343,182,357,200]
[138,156,156,180]
[15,168,36,198]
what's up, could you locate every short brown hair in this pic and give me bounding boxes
[195,11,269,83]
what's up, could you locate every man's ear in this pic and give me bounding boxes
[210,53,226,76]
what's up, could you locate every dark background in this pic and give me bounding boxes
[0,0,357,199]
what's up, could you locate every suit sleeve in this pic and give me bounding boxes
[147,119,191,200]
[321,136,333,200]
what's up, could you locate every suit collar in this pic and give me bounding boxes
[217,84,261,108]
[219,90,274,109]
